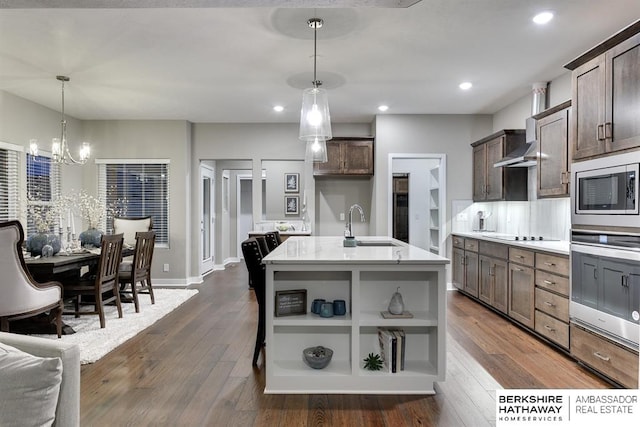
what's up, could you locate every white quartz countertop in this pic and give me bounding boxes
[452,231,570,255]
[262,236,450,265]
[248,230,311,236]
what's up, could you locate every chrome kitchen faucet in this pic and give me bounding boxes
[345,204,366,238]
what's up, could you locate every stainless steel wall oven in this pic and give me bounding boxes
[570,230,640,349]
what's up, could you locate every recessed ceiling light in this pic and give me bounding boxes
[533,11,554,25]
[273,105,284,112]
[378,105,389,112]
[459,82,472,90]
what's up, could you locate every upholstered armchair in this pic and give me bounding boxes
[0,220,63,337]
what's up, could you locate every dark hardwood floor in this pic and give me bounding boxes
[80,262,610,426]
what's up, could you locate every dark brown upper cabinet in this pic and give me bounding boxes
[313,137,374,176]
[471,130,528,202]
[534,101,571,198]
[565,22,640,161]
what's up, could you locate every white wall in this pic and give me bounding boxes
[315,177,373,236]
[372,114,493,239]
[492,72,572,132]
[262,159,304,219]
[0,91,83,219]
[82,119,192,284]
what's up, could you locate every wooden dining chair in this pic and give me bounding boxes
[64,233,124,328]
[118,231,156,313]
[241,238,266,366]
[0,220,64,337]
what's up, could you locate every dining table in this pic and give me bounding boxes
[25,247,134,285]
[19,247,134,335]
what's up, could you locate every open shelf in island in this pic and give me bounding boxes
[263,236,449,395]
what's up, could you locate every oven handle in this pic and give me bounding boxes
[571,243,640,262]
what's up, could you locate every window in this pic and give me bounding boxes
[26,153,61,235]
[0,142,21,223]
[98,160,170,246]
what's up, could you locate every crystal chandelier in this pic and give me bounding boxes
[29,76,90,165]
[299,17,331,163]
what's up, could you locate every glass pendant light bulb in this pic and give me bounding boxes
[29,139,39,156]
[51,138,62,159]
[306,137,328,163]
[306,103,323,127]
[79,142,91,161]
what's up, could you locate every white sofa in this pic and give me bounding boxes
[0,332,80,427]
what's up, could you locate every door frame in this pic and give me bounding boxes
[387,153,446,255]
[199,163,215,276]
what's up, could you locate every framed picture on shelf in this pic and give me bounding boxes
[284,173,299,193]
[285,196,299,215]
[274,289,307,317]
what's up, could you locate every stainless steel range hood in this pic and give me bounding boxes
[494,82,548,168]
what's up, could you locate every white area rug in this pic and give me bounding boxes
[37,289,198,364]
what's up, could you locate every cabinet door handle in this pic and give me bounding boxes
[514,267,523,272]
[544,325,556,332]
[604,122,612,140]
[593,351,610,362]
[515,255,524,259]
[544,301,555,307]
[543,279,556,286]
[544,262,555,267]
[597,124,605,141]
[621,275,629,288]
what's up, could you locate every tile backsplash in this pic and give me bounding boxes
[452,197,570,241]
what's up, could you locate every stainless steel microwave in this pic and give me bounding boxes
[571,151,639,229]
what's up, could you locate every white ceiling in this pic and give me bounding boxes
[1,1,639,124]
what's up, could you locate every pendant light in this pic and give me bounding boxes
[299,17,332,162]
[29,76,91,165]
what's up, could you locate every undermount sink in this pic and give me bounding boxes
[356,240,399,247]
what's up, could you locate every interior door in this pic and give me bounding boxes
[200,165,215,275]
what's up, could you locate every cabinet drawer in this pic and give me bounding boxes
[464,239,479,252]
[535,253,569,276]
[535,310,569,349]
[535,270,569,297]
[570,324,639,388]
[479,241,507,259]
[509,248,534,266]
[452,235,465,249]
[535,287,569,322]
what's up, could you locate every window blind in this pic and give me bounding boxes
[98,161,170,246]
[26,153,61,235]
[0,143,20,222]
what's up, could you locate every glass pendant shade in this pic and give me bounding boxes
[305,137,328,163]
[299,87,332,141]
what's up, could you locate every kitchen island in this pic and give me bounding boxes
[262,236,450,394]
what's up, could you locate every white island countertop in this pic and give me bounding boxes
[262,236,450,265]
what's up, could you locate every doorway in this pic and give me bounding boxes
[392,174,409,243]
[236,172,267,259]
[388,154,446,254]
[200,164,215,275]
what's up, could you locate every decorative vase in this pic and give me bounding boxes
[79,227,103,248]
[26,233,61,256]
[388,287,405,315]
